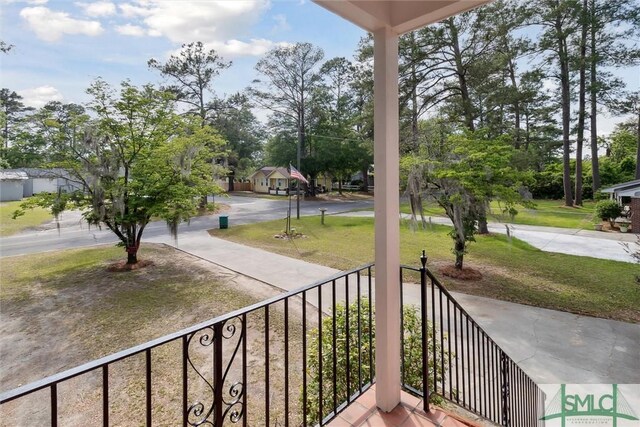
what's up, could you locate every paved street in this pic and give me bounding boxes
[0,194,373,257]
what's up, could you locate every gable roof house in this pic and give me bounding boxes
[249,167,293,194]
[249,166,275,193]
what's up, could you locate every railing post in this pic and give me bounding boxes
[501,350,510,427]
[420,250,430,413]
[214,322,224,426]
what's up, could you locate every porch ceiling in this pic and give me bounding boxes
[313,0,492,34]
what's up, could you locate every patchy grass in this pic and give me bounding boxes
[0,199,52,236]
[210,216,639,323]
[400,199,597,229]
[0,244,306,426]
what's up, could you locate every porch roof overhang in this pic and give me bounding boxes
[313,0,492,34]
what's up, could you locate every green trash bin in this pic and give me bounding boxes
[219,215,229,229]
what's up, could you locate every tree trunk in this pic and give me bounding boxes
[309,177,316,197]
[477,215,489,234]
[410,34,419,152]
[589,0,601,192]
[448,19,475,132]
[361,166,369,191]
[228,174,235,192]
[557,16,574,207]
[575,0,588,206]
[454,239,465,270]
[338,179,343,195]
[126,246,138,264]
[508,58,522,149]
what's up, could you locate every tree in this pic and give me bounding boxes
[573,0,589,205]
[208,93,264,190]
[0,88,33,149]
[588,0,640,191]
[404,131,529,270]
[148,41,231,126]
[148,42,231,205]
[5,101,88,168]
[518,70,562,167]
[311,57,364,193]
[351,43,375,191]
[16,80,225,265]
[534,0,580,207]
[250,42,324,212]
[612,92,640,179]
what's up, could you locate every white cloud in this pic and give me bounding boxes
[117,0,281,57]
[142,0,270,43]
[208,39,289,57]
[19,85,63,108]
[271,14,290,33]
[117,2,150,18]
[115,23,145,37]
[1,0,49,4]
[19,7,103,42]
[76,1,116,17]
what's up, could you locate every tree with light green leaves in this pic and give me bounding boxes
[15,80,226,265]
[403,129,531,270]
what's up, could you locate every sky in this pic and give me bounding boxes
[0,0,638,136]
[0,0,366,111]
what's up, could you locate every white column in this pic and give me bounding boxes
[373,25,401,412]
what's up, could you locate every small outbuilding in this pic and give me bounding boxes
[0,170,28,202]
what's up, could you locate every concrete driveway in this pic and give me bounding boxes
[144,230,640,386]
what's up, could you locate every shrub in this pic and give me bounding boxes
[594,200,622,227]
[304,298,449,425]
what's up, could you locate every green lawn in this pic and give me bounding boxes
[210,216,639,323]
[400,199,597,229]
[0,199,52,237]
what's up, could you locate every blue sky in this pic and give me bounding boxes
[1,0,637,135]
[1,0,366,109]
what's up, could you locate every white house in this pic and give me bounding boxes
[0,170,28,202]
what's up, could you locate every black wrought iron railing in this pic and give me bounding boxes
[400,252,545,427]
[0,264,374,427]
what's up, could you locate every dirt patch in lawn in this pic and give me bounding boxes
[0,244,310,426]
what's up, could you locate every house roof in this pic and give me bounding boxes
[0,170,28,181]
[249,167,276,179]
[314,0,492,35]
[616,188,640,198]
[266,167,291,179]
[3,168,68,179]
[601,179,640,194]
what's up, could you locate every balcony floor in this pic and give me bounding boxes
[327,386,477,427]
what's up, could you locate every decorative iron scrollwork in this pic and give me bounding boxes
[186,317,245,426]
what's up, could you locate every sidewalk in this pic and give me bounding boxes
[148,230,640,385]
[337,211,638,263]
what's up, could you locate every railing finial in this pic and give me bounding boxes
[420,250,427,268]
